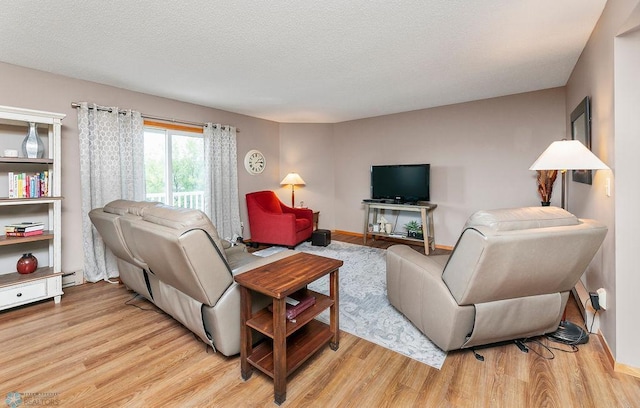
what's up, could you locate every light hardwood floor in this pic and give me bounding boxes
[1,233,639,407]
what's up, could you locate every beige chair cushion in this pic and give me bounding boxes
[103,199,158,216]
[464,206,578,231]
[142,205,228,262]
[443,218,607,305]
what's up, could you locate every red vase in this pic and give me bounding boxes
[17,253,38,274]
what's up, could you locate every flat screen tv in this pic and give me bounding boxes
[370,164,430,203]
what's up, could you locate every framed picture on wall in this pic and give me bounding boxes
[571,96,592,185]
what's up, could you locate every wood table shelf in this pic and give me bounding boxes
[246,289,333,338]
[235,252,342,405]
[0,157,54,164]
[247,319,334,378]
[0,230,54,246]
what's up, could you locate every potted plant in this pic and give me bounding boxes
[404,220,423,239]
[536,170,558,206]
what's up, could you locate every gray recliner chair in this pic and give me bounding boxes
[386,206,607,351]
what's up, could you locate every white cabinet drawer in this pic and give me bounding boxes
[0,280,47,308]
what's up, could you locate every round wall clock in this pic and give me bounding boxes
[244,149,266,174]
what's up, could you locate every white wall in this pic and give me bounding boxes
[614,20,640,369]
[566,0,640,370]
[278,124,335,230]
[331,88,566,247]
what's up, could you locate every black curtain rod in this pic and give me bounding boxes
[70,102,236,131]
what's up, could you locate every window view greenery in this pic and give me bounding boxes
[143,128,205,209]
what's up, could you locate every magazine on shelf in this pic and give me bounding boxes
[267,291,316,320]
[5,222,45,233]
[5,230,44,237]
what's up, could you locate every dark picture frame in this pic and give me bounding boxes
[570,96,592,184]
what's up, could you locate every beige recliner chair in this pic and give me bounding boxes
[89,200,295,356]
[386,206,607,351]
[88,200,160,300]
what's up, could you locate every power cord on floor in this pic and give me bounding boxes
[523,336,580,359]
[586,296,600,334]
[124,293,163,313]
[470,334,583,363]
[521,338,555,360]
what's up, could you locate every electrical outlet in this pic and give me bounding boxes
[597,287,607,310]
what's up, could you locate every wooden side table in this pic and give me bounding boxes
[235,252,342,405]
[313,210,319,230]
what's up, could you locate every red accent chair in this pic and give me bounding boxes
[246,190,313,248]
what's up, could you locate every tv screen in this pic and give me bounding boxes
[371,164,430,203]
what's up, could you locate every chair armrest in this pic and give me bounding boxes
[251,211,296,229]
[386,245,450,307]
[386,245,475,351]
[248,210,298,244]
[282,205,313,221]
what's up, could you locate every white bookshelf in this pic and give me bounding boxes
[0,105,66,310]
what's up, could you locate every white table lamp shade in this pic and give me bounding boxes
[280,172,305,207]
[280,173,306,186]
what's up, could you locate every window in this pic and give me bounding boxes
[143,126,205,209]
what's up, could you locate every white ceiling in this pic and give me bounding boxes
[0,1,607,123]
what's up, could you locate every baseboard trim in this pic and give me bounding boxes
[615,361,640,378]
[573,281,640,379]
[334,229,360,237]
[597,329,617,372]
[603,330,640,378]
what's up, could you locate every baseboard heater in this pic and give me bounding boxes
[62,271,80,287]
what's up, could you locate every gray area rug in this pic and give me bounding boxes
[254,241,447,369]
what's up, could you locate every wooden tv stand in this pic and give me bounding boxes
[362,201,437,254]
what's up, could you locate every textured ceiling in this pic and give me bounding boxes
[0,1,606,123]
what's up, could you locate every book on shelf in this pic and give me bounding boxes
[5,222,45,233]
[5,230,44,237]
[6,171,51,198]
[267,291,316,320]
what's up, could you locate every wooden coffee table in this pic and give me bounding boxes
[235,252,342,405]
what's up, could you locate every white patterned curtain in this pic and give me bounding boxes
[78,102,145,282]
[203,123,242,241]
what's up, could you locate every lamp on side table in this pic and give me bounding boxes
[280,172,305,208]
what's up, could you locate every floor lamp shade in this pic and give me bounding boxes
[529,140,609,171]
[529,139,609,209]
[280,172,305,207]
